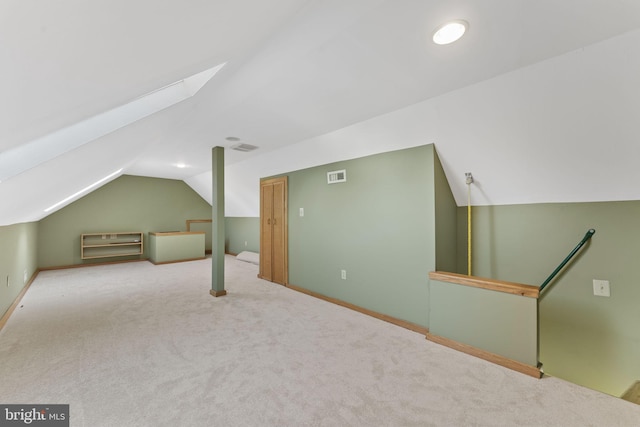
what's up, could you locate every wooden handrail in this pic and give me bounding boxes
[429,271,539,299]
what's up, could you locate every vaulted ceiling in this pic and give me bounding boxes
[2,0,640,225]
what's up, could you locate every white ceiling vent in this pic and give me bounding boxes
[327,169,346,184]
[231,143,259,152]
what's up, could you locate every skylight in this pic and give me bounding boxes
[0,62,226,183]
[44,168,123,212]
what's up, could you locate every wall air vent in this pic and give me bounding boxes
[231,143,259,152]
[327,169,346,184]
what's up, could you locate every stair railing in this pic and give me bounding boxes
[539,229,595,293]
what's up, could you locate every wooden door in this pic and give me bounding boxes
[259,177,287,284]
[271,179,286,284]
[260,182,274,281]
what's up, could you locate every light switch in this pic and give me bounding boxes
[299,207,304,217]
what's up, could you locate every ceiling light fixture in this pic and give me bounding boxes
[432,20,468,45]
[225,137,241,142]
[176,162,187,169]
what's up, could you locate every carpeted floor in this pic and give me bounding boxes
[1,255,639,426]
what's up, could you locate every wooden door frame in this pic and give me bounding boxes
[259,176,288,285]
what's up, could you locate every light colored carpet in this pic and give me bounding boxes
[1,255,639,426]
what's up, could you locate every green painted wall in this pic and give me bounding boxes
[286,145,444,327]
[186,221,212,252]
[430,279,538,366]
[434,151,457,272]
[460,201,640,397]
[225,217,259,255]
[148,233,205,264]
[0,222,39,318]
[38,175,212,268]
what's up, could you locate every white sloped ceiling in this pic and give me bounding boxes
[2,0,640,224]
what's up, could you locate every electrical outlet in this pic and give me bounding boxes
[593,279,610,297]
[341,269,347,280]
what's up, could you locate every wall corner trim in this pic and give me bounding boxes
[0,270,39,332]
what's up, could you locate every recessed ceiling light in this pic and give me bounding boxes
[176,162,187,168]
[432,20,468,45]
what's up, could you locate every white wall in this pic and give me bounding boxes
[187,29,640,216]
